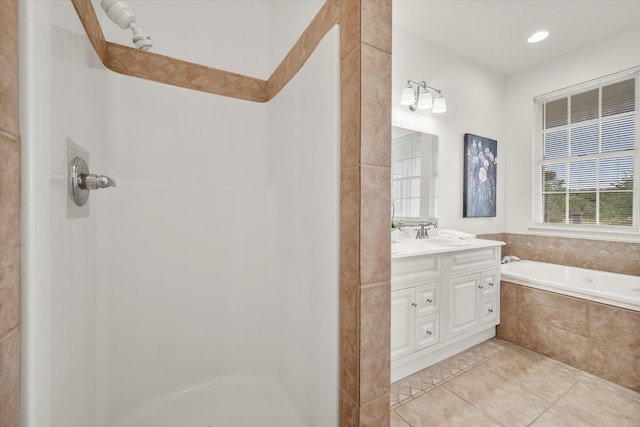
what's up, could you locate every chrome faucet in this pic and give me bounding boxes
[416,221,438,239]
[501,255,521,264]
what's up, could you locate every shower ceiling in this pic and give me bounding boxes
[92,1,640,79]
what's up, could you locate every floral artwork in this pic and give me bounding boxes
[463,133,497,217]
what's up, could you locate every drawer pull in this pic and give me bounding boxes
[412,302,418,307]
[426,331,432,335]
[478,285,484,289]
[426,298,433,303]
[488,282,494,287]
[488,308,494,313]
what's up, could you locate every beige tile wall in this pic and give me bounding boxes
[498,282,640,392]
[480,232,640,276]
[339,1,392,425]
[0,0,21,425]
[502,233,640,276]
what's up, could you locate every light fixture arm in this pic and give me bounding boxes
[404,79,444,111]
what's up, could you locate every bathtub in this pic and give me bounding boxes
[500,260,640,312]
[499,260,640,391]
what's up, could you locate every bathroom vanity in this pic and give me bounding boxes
[391,238,504,382]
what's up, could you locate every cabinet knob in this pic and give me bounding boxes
[488,282,494,287]
[412,302,418,307]
[426,298,433,303]
[478,285,484,289]
[426,330,432,335]
[488,308,494,313]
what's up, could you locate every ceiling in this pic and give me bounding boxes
[93,1,640,78]
[394,0,640,76]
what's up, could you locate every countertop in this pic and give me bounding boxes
[392,238,505,259]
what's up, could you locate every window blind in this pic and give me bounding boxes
[536,71,638,227]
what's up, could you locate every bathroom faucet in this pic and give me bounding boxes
[501,255,521,264]
[416,221,438,239]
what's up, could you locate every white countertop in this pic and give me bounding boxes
[391,238,505,258]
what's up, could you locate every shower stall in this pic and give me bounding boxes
[20,1,339,426]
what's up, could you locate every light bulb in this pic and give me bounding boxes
[432,96,447,113]
[528,31,549,43]
[400,86,415,106]
[417,91,433,109]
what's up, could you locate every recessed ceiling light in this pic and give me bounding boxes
[528,31,549,43]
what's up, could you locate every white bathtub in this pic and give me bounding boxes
[500,260,640,312]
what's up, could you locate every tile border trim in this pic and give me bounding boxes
[69,0,339,102]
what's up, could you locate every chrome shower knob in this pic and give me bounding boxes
[71,156,116,207]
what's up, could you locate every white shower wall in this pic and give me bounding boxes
[22,1,338,426]
[21,0,116,425]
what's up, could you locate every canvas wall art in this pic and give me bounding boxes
[463,133,497,218]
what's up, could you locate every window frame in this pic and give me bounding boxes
[531,68,640,241]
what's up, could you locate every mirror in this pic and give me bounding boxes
[391,127,439,224]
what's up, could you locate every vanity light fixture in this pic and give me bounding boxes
[400,79,447,113]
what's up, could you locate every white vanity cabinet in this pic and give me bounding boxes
[391,239,503,382]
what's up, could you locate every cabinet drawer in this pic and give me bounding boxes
[415,313,439,351]
[392,254,440,284]
[479,270,499,297]
[416,283,439,317]
[450,247,499,275]
[480,295,498,325]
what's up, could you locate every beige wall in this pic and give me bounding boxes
[0,0,21,425]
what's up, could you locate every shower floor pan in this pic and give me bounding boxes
[112,374,307,427]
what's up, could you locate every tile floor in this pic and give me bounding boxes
[390,338,640,426]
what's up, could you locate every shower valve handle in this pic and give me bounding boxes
[79,173,116,190]
[71,156,116,207]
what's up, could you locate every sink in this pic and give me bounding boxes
[392,237,472,256]
[420,237,472,246]
[391,240,438,255]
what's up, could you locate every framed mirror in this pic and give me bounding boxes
[391,127,439,224]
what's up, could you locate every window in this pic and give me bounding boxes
[534,70,639,229]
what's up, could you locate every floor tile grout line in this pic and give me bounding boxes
[440,378,508,427]
[391,408,413,427]
[441,362,562,427]
[474,352,585,405]
[538,381,599,427]
[390,339,509,410]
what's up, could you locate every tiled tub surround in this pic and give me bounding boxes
[479,233,640,276]
[498,280,640,392]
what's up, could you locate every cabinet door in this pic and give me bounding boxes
[449,274,479,336]
[415,282,439,317]
[415,313,439,351]
[391,288,415,361]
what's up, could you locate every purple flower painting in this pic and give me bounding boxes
[463,133,497,217]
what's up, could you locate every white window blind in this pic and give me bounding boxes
[535,70,638,228]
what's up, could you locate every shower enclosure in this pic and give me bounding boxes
[21,1,338,426]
